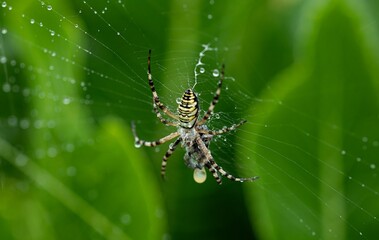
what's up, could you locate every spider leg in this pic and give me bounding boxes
[196,135,258,185]
[131,121,179,147]
[205,162,222,184]
[148,49,179,120]
[153,102,178,127]
[209,159,259,183]
[197,64,225,126]
[161,137,182,179]
[197,119,246,136]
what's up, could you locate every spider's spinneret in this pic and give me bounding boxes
[177,89,199,129]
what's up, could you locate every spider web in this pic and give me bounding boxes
[1,0,379,240]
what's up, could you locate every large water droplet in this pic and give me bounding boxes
[199,67,205,73]
[193,167,207,183]
[46,5,52,11]
[30,18,35,24]
[1,1,7,8]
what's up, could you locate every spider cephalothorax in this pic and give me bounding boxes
[132,49,258,184]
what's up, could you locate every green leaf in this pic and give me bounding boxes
[240,2,379,240]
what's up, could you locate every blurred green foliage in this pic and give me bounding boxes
[1,0,379,240]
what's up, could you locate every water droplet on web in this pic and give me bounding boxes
[134,141,142,148]
[15,154,28,167]
[212,69,219,77]
[1,28,7,34]
[62,97,71,105]
[46,5,52,11]
[2,82,11,92]
[1,1,7,8]
[50,30,55,36]
[0,56,7,64]
[20,119,30,129]
[47,147,58,158]
[120,214,131,225]
[176,98,181,104]
[30,18,35,24]
[199,67,205,73]
[39,22,43,27]
[8,115,18,126]
[66,166,77,176]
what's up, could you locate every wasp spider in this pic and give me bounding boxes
[132,50,259,184]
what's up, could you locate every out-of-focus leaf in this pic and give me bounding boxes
[240,2,379,240]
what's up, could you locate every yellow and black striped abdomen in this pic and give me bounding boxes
[178,89,199,129]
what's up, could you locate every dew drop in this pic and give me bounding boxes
[120,214,131,225]
[30,18,35,24]
[134,141,142,148]
[212,69,219,77]
[2,83,10,92]
[50,30,55,36]
[15,154,28,167]
[47,147,57,158]
[20,119,30,129]
[176,98,181,104]
[66,166,77,176]
[46,5,52,11]
[1,1,6,8]
[39,22,43,27]
[193,167,207,183]
[1,28,7,34]
[62,97,71,105]
[0,56,7,64]
[8,115,18,126]
[199,67,205,73]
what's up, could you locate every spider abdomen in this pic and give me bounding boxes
[177,89,199,128]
